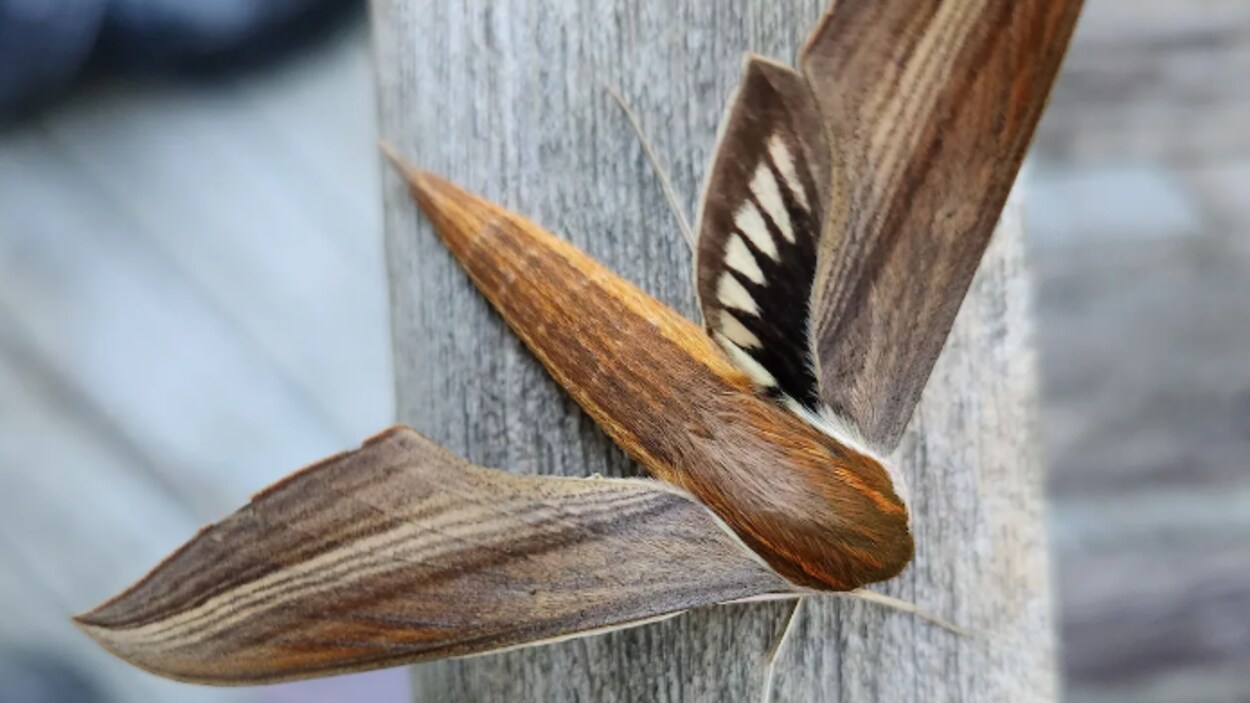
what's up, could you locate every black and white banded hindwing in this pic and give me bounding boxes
[694,56,831,410]
[697,0,1078,454]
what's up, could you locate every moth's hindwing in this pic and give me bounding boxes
[694,56,830,410]
[695,1,1082,455]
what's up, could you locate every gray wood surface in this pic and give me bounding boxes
[372,2,1053,701]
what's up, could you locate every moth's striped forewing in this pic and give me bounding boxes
[75,427,795,684]
[802,0,1084,451]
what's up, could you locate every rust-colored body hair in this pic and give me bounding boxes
[406,169,912,590]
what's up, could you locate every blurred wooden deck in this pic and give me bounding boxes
[0,2,1246,702]
[0,21,403,703]
[1034,2,1250,701]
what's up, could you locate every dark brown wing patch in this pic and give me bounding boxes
[695,56,831,408]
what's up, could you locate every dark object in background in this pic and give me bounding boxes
[97,0,359,71]
[0,0,107,119]
[0,0,358,122]
[0,649,108,703]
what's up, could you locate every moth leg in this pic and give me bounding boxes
[604,84,695,250]
[759,598,803,703]
[842,589,969,636]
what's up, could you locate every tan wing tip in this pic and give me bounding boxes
[71,566,158,638]
[74,607,274,686]
[71,611,126,662]
[72,611,189,684]
[377,141,439,200]
[70,610,99,632]
[70,425,428,620]
[71,612,114,658]
[69,426,433,687]
[73,590,178,679]
[377,142,510,248]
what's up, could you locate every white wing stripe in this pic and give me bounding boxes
[750,164,795,243]
[724,233,765,284]
[714,332,777,388]
[767,136,809,212]
[718,311,763,350]
[733,201,779,260]
[716,273,759,317]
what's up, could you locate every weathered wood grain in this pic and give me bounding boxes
[372,1,1053,700]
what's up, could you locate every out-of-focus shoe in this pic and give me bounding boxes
[0,649,109,703]
[97,0,360,71]
[0,0,107,122]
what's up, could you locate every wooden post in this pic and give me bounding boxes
[371,1,1055,700]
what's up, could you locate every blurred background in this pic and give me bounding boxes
[0,2,402,702]
[1032,1,1250,700]
[0,1,1245,702]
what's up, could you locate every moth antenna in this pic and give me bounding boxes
[760,598,803,703]
[843,589,970,637]
[604,84,695,250]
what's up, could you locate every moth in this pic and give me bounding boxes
[76,0,1081,686]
